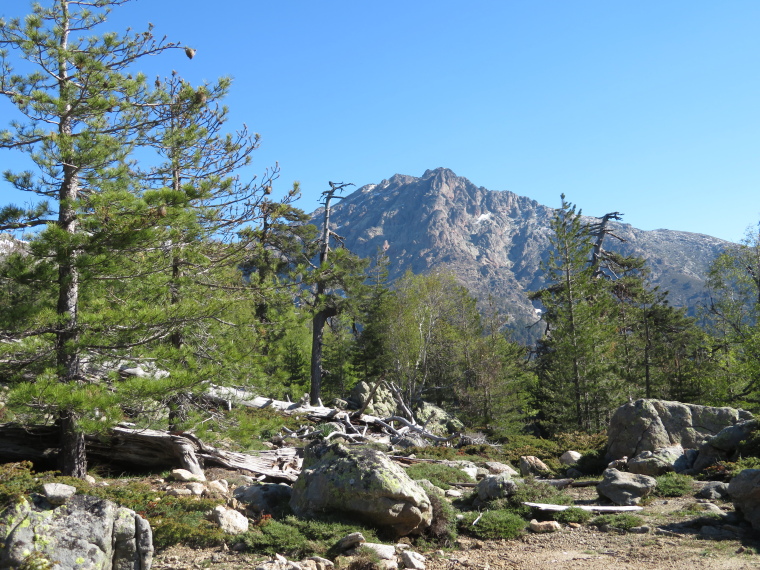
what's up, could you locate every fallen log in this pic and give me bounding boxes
[524,502,643,513]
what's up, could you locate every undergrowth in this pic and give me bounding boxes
[405,463,473,489]
[654,473,693,497]
[459,510,526,540]
[591,513,645,532]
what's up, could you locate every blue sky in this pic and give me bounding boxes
[1,1,759,243]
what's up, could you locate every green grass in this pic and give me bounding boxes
[654,473,693,497]
[591,513,645,532]
[405,462,473,490]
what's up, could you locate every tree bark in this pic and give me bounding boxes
[58,411,87,478]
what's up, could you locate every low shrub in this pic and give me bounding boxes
[591,513,645,532]
[501,477,573,518]
[654,473,693,497]
[459,510,526,540]
[406,463,471,490]
[552,507,592,524]
[425,491,458,546]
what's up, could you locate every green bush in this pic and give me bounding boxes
[406,463,472,490]
[552,507,592,524]
[501,477,573,518]
[425,491,458,546]
[591,513,644,532]
[241,514,379,559]
[459,510,526,540]
[654,473,693,497]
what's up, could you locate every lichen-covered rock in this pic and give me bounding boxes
[347,381,396,417]
[0,494,152,570]
[606,399,752,461]
[476,473,518,502]
[290,442,432,536]
[414,402,464,436]
[597,468,656,506]
[728,469,760,531]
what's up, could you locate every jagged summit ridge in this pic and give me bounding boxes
[315,169,729,333]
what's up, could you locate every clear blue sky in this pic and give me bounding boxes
[2,1,759,243]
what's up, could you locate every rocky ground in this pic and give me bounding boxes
[150,483,760,570]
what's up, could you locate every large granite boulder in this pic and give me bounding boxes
[346,381,397,418]
[0,494,152,569]
[728,469,760,531]
[692,419,759,473]
[597,468,657,506]
[606,399,752,461]
[290,442,432,536]
[627,445,695,476]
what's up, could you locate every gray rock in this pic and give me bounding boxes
[290,442,432,536]
[348,381,396,417]
[560,451,582,465]
[414,401,464,436]
[400,550,426,569]
[233,482,293,514]
[728,469,760,531]
[337,532,366,551]
[606,399,752,462]
[485,461,519,476]
[476,473,518,502]
[0,494,153,570]
[211,505,249,534]
[597,468,657,506]
[692,420,759,473]
[697,481,730,501]
[519,456,550,476]
[349,542,397,560]
[41,482,77,505]
[627,445,684,476]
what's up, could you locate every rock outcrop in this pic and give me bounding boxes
[290,442,432,536]
[0,493,152,570]
[606,399,752,461]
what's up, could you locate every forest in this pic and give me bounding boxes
[1,0,760,480]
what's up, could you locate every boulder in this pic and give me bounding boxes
[692,419,759,473]
[597,468,657,506]
[414,401,464,436]
[0,494,152,570]
[211,505,249,534]
[348,381,397,417]
[519,456,551,476]
[233,482,293,514]
[476,473,518,502]
[627,445,685,476]
[485,461,519,476]
[290,442,432,536]
[41,482,77,505]
[606,399,752,461]
[728,469,760,531]
[697,481,730,501]
[560,451,582,466]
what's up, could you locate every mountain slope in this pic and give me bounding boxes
[314,168,730,332]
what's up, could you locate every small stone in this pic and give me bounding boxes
[212,506,249,534]
[529,519,561,533]
[207,479,229,494]
[186,482,206,496]
[629,526,651,534]
[445,489,463,498]
[352,542,396,560]
[560,450,582,465]
[400,550,426,570]
[337,532,366,551]
[84,474,97,484]
[170,468,206,482]
[42,482,77,505]
[167,488,193,496]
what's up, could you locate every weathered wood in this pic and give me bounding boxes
[524,502,643,513]
[206,384,336,417]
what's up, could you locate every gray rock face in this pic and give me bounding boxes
[0,494,152,570]
[692,420,759,473]
[233,482,293,514]
[728,469,760,531]
[597,468,657,506]
[312,168,731,335]
[290,442,432,536]
[627,445,686,476]
[606,399,752,461]
[476,473,518,502]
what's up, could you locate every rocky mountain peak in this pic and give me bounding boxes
[314,169,729,338]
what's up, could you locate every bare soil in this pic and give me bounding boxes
[151,484,760,570]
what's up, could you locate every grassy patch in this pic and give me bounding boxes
[240,514,379,558]
[405,463,472,490]
[591,513,645,532]
[654,473,693,497]
[500,477,573,518]
[459,510,526,540]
